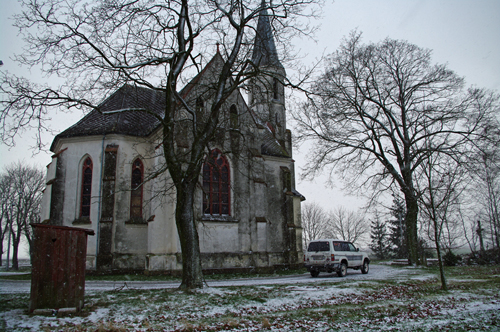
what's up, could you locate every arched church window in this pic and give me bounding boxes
[281,166,291,193]
[196,97,204,112]
[130,158,144,218]
[80,157,93,218]
[203,149,230,216]
[273,77,279,100]
[229,104,238,129]
[196,97,204,125]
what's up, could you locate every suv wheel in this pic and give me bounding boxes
[337,262,347,277]
[361,260,369,274]
[310,270,320,278]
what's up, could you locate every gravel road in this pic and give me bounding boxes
[0,263,432,294]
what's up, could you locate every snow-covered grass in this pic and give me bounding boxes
[1,264,499,331]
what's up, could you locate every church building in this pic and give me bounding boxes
[40,6,305,274]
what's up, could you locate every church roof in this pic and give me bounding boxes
[51,49,290,158]
[260,123,289,158]
[51,85,165,150]
[251,1,284,69]
[51,54,224,152]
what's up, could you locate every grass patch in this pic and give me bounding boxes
[0,293,30,312]
[0,273,31,280]
[1,264,499,331]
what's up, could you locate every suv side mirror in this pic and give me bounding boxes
[356,248,359,252]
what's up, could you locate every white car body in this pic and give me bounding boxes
[304,239,370,277]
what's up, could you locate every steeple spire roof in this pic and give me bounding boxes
[251,0,283,69]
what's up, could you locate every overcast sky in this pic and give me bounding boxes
[1,0,499,215]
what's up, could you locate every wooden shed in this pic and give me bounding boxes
[29,224,94,313]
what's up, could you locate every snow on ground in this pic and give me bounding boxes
[1,264,498,331]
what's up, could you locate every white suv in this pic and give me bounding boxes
[304,239,370,277]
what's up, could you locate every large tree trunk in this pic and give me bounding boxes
[478,220,485,257]
[404,191,419,266]
[401,166,420,266]
[11,232,20,270]
[175,181,204,290]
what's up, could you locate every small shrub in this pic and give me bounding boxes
[443,250,461,266]
[465,248,500,265]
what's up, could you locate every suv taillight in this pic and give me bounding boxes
[331,254,335,261]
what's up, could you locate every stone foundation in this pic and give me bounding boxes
[86,251,302,275]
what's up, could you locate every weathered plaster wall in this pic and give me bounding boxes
[40,159,57,223]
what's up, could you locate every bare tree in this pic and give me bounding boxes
[0,163,45,270]
[459,210,479,255]
[458,115,500,257]
[0,175,12,267]
[301,202,328,249]
[1,0,318,288]
[417,153,469,290]
[293,31,498,265]
[470,146,500,250]
[325,206,368,244]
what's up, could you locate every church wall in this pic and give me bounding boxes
[187,83,303,269]
[198,222,239,252]
[147,160,178,255]
[44,118,302,273]
[111,137,147,253]
[47,134,165,271]
[48,149,67,226]
[146,152,181,272]
[187,87,297,269]
[193,90,253,255]
[106,135,157,271]
[249,154,269,254]
[293,195,304,254]
[261,156,288,253]
[229,137,251,255]
[40,159,57,223]
[256,220,267,252]
[47,137,105,265]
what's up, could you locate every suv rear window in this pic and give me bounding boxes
[308,241,330,252]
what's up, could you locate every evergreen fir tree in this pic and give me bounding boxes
[387,197,408,259]
[369,214,390,259]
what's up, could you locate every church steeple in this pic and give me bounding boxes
[252,0,283,68]
[251,0,284,70]
[249,0,287,142]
